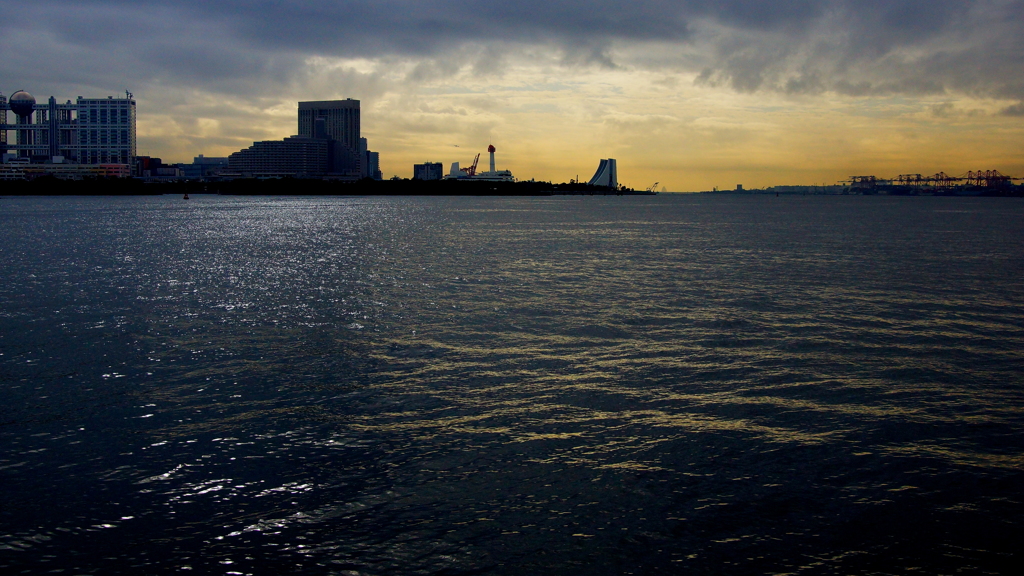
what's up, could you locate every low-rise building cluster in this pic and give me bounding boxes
[416,145,516,182]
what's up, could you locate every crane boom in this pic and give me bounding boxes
[460,153,480,177]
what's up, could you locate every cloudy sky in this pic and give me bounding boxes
[3,0,1022,190]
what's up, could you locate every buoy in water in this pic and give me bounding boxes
[184,193,190,200]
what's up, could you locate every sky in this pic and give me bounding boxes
[2,0,1022,191]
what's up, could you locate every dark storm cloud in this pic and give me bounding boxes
[2,1,1022,100]
[1002,102,1024,116]
[687,0,1024,98]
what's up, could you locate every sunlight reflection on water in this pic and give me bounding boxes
[1,194,1023,575]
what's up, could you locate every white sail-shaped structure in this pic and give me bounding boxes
[588,159,617,188]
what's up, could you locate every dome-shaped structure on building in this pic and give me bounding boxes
[9,90,36,117]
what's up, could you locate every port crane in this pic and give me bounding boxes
[646,182,659,193]
[460,154,480,177]
[843,169,1020,192]
[890,170,1016,188]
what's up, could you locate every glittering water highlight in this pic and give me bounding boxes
[2,194,1023,575]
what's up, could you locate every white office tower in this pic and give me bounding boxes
[588,158,618,188]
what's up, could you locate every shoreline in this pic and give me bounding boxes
[0,177,655,197]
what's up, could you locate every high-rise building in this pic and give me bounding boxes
[359,137,383,179]
[366,151,382,180]
[0,94,6,148]
[226,98,383,179]
[76,96,137,165]
[358,137,368,178]
[298,100,363,176]
[414,162,444,181]
[299,99,359,163]
[0,90,136,165]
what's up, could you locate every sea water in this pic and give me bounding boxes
[1,194,1022,575]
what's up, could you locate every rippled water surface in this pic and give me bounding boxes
[2,194,1023,575]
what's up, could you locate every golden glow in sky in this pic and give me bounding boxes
[138,53,1024,192]
[6,2,1018,192]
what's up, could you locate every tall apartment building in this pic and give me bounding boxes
[0,90,136,165]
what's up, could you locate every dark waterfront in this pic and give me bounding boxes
[1,194,1022,575]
